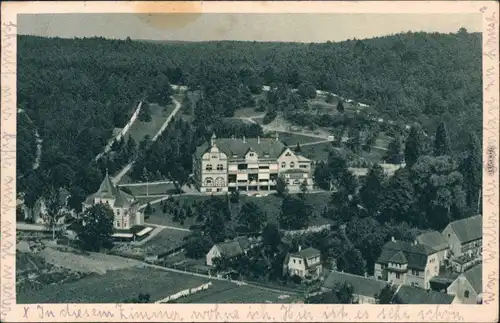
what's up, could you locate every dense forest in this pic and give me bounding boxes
[17,30,481,212]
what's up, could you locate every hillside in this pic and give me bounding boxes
[17,31,481,196]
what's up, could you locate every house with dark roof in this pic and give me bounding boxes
[192,134,313,194]
[283,246,323,280]
[442,215,482,261]
[82,174,144,232]
[206,236,260,267]
[321,270,390,304]
[393,285,456,304]
[416,230,449,265]
[374,237,441,290]
[446,264,482,304]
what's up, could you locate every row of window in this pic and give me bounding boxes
[116,219,129,228]
[205,162,309,171]
[281,161,308,169]
[204,177,225,187]
[206,164,224,171]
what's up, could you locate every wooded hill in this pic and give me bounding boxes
[17,30,481,197]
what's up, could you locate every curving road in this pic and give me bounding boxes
[112,97,182,185]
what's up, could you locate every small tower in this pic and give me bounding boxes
[210,133,216,147]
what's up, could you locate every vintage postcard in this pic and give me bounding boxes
[1,1,499,322]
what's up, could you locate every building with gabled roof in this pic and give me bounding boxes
[192,134,313,194]
[374,237,441,290]
[82,173,144,230]
[206,236,261,267]
[321,270,390,304]
[283,246,323,280]
[393,285,456,304]
[442,215,482,260]
[416,230,449,265]
[447,264,482,304]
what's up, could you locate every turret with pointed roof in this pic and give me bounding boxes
[82,174,143,230]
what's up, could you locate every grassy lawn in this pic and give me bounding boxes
[139,229,190,254]
[121,183,177,196]
[300,142,336,161]
[145,192,333,229]
[279,133,325,146]
[17,267,212,303]
[127,102,175,144]
[175,281,299,303]
[233,107,264,118]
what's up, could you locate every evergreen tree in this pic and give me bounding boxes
[337,100,345,113]
[404,125,422,168]
[385,135,403,164]
[295,142,301,152]
[461,132,481,210]
[433,122,450,156]
[359,164,386,217]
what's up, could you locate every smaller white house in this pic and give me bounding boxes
[82,174,144,230]
[283,246,322,279]
[447,264,482,304]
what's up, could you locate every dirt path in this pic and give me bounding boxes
[113,97,182,185]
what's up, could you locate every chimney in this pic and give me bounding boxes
[210,133,216,147]
[243,136,246,143]
[391,236,395,242]
[257,136,260,144]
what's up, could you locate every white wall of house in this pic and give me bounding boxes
[447,276,479,304]
[424,252,440,289]
[287,256,307,278]
[206,245,221,267]
[442,225,462,257]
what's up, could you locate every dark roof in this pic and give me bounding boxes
[447,215,482,244]
[377,240,435,270]
[291,247,321,260]
[462,264,482,294]
[395,285,455,304]
[216,237,252,258]
[83,174,137,208]
[416,231,449,252]
[195,137,287,160]
[389,251,408,264]
[323,271,389,298]
[95,174,119,199]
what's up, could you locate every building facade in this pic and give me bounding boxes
[374,238,441,289]
[442,215,482,260]
[447,264,482,304]
[193,134,313,194]
[284,247,322,279]
[82,174,144,230]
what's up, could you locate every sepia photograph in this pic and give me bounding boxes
[1,2,498,321]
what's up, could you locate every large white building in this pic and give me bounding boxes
[192,134,313,194]
[82,174,144,230]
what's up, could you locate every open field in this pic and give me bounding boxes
[127,102,175,144]
[17,266,212,303]
[175,282,299,303]
[278,133,326,146]
[146,192,333,230]
[300,140,388,163]
[233,107,264,118]
[140,229,190,253]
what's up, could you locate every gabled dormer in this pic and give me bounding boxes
[245,148,259,160]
